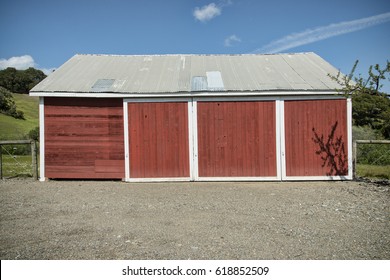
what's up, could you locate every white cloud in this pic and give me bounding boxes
[253,12,390,54]
[193,3,221,22]
[224,34,241,47]
[0,55,56,75]
[0,55,36,70]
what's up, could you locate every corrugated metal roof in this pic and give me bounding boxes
[31,53,343,94]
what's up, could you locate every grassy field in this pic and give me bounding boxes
[356,164,390,180]
[0,93,39,140]
[0,155,35,178]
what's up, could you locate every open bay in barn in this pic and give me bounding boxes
[0,179,388,260]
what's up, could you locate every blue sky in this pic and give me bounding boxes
[1,0,389,92]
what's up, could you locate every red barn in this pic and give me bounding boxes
[30,53,352,182]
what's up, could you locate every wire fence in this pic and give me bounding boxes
[354,140,390,180]
[0,140,38,179]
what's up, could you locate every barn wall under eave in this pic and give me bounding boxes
[44,97,125,179]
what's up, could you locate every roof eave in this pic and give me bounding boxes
[30,89,343,98]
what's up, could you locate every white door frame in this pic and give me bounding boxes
[193,97,281,181]
[280,96,353,181]
[123,98,193,182]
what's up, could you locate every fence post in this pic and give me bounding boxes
[31,140,38,180]
[0,145,2,179]
[0,140,39,180]
[353,140,357,179]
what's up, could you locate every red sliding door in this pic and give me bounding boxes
[284,99,348,177]
[127,102,190,178]
[197,101,277,177]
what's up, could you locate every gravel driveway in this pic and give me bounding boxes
[0,179,389,260]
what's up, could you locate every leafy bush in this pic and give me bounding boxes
[0,86,25,119]
[357,144,390,165]
[0,67,46,94]
[353,126,390,165]
[352,125,378,141]
[352,93,390,139]
[28,126,39,141]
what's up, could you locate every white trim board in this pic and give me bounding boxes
[277,100,286,180]
[125,177,191,183]
[123,95,346,103]
[347,98,353,180]
[125,176,280,183]
[188,100,196,181]
[124,97,191,103]
[39,97,45,181]
[30,91,342,98]
[193,95,345,102]
[125,175,347,183]
[123,100,130,181]
[197,177,280,182]
[191,100,199,180]
[283,176,352,181]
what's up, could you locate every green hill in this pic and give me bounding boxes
[0,93,39,140]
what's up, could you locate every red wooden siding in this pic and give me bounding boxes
[197,101,277,177]
[284,99,348,176]
[128,102,189,178]
[44,98,124,179]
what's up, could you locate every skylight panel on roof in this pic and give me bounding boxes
[91,79,115,92]
[206,71,224,91]
[191,76,208,91]
[191,72,225,92]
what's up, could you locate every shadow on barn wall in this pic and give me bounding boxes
[312,121,348,176]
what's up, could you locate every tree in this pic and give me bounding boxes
[329,60,390,95]
[329,60,390,139]
[368,62,390,93]
[0,67,46,94]
[0,86,25,119]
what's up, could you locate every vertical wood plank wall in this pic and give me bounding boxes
[44,98,124,179]
[128,102,190,178]
[197,101,277,177]
[284,99,348,176]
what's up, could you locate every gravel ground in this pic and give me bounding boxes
[0,179,389,260]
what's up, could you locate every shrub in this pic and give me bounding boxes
[0,86,25,119]
[353,126,390,165]
[28,126,39,141]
